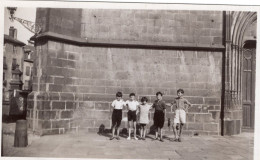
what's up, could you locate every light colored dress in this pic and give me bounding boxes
[138,104,151,124]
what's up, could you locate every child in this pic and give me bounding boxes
[138,97,152,140]
[172,89,192,142]
[110,92,125,140]
[152,91,166,142]
[126,93,139,140]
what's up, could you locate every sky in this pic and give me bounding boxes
[4,7,36,44]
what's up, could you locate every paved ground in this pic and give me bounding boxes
[2,123,254,160]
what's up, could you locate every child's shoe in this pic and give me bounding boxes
[127,136,131,140]
[178,138,182,142]
[110,137,115,140]
[116,137,120,140]
[159,138,164,142]
[134,137,138,140]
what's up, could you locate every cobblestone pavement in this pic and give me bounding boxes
[2,128,254,160]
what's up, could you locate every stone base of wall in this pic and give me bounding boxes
[222,109,242,135]
[27,90,221,136]
[223,120,241,135]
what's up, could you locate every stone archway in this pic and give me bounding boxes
[222,11,257,135]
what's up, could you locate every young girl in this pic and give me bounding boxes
[152,91,166,142]
[137,97,152,140]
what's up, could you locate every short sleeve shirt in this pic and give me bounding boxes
[111,99,125,110]
[126,100,139,111]
[173,97,191,110]
[152,100,166,111]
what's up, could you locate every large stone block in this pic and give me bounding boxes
[204,123,218,132]
[83,94,115,102]
[187,113,195,122]
[204,97,221,105]
[60,93,75,101]
[42,128,60,135]
[187,123,203,130]
[188,105,202,113]
[79,101,94,110]
[38,110,56,120]
[51,119,70,129]
[52,101,66,110]
[195,114,211,123]
[95,102,110,111]
[66,101,77,110]
[40,120,52,129]
[37,101,51,110]
[78,119,95,128]
[49,84,62,92]
[209,111,220,121]
[61,110,74,119]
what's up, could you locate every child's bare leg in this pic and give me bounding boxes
[155,127,158,139]
[112,125,115,137]
[133,121,137,138]
[116,127,120,137]
[110,124,116,140]
[140,126,143,138]
[172,123,178,139]
[159,128,163,140]
[128,121,131,138]
[143,126,147,138]
[179,123,184,138]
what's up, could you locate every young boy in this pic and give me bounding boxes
[152,91,166,142]
[110,92,125,140]
[126,93,139,140]
[172,89,192,142]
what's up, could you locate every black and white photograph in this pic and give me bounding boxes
[0,0,259,159]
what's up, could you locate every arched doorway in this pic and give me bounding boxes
[242,40,256,129]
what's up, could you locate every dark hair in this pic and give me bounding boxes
[116,92,123,97]
[141,97,148,102]
[177,89,184,94]
[129,93,136,97]
[156,91,163,96]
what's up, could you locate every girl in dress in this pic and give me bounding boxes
[137,97,152,140]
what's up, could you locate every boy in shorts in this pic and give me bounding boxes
[110,92,125,140]
[126,93,139,140]
[172,89,192,142]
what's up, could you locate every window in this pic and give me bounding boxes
[28,53,31,59]
[12,58,17,70]
[24,80,31,90]
[26,66,30,76]
[13,45,17,54]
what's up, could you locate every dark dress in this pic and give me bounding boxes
[152,99,166,128]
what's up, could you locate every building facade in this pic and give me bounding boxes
[27,8,257,136]
[3,26,34,118]
[3,27,25,115]
[23,43,34,91]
